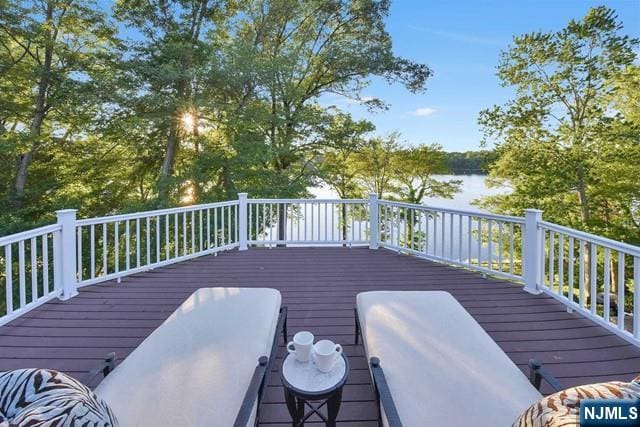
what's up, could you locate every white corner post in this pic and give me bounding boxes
[56,209,79,300]
[238,193,248,251]
[369,193,379,250]
[523,209,543,295]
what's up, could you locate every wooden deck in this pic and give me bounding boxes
[1,247,639,425]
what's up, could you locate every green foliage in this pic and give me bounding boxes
[349,132,460,202]
[478,6,640,244]
[443,151,496,174]
[0,0,432,236]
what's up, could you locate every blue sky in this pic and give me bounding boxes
[327,0,640,152]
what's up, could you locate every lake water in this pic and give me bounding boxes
[310,174,506,212]
[296,175,514,264]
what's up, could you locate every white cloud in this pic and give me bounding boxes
[411,107,437,117]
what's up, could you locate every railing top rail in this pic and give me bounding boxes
[248,198,367,204]
[0,224,61,246]
[76,200,239,226]
[378,199,526,224]
[540,220,640,257]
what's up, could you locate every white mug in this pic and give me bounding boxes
[313,339,342,373]
[287,331,314,362]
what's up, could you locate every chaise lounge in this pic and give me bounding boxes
[93,287,287,426]
[355,291,545,426]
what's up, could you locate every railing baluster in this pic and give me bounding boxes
[262,204,266,243]
[90,225,95,279]
[5,244,12,314]
[487,219,493,270]
[467,216,472,263]
[431,211,436,254]
[18,240,25,308]
[42,235,49,295]
[541,230,547,287]
[174,213,179,258]
[77,226,82,281]
[603,248,611,322]
[568,237,575,302]
[146,217,151,264]
[558,234,564,296]
[31,237,37,302]
[136,218,141,267]
[497,222,503,272]
[165,214,170,259]
[125,221,130,271]
[103,223,108,275]
[476,218,481,266]
[182,212,187,255]
[590,243,597,314]
[324,203,328,241]
[114,222,119,273]
[214,207,218,250]
[228,205,232,244]
[509,223,514,275]
[548,231,554,290]
[396,207,401,248]
[199,210,203,252]
[458,215,463,262]
[190,211,195,254]
[634,256,640,339]
[441,213,445,257]
[579,241,585,307]
[156,215,161,263]
[449,213,454,259]
[618,252,625,330]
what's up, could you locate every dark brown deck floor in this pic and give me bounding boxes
[1,247,640,425]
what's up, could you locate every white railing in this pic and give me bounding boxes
[75,201,239,287]
[0,224,63,326]
[377,200,526,282]
[247,198,370,246]
[539,221,640,344]
[2,192,640,346]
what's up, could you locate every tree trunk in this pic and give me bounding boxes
[158,121,180,204]
[13,2,55,208]
[576,166,593,302]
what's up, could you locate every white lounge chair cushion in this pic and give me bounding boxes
[357,291,542,427]
[96,287,281,427]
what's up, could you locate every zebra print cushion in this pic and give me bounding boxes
[0,368,117,426]
[513,376,640,427]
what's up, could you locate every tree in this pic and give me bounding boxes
[222,0,431,195]
[318,113,374,199]
[0,0,118,210]
[395,144,461,205]
[478,6,639,240]
[114,0,234,205]
[352,133,400,198]
[479,6,639,302]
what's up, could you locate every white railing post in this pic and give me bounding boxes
[56,209,79,300]
[523,209,543,295]
[238,193,248,251]
[369,193,379,250]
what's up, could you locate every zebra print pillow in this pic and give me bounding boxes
[0,368,118,426]
[513,375,640,427]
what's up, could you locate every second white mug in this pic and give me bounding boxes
[287,331,314,362]
[313,339,342,372]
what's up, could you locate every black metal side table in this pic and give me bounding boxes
[281,352,349,427]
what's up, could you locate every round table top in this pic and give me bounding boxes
[281,352,349,397]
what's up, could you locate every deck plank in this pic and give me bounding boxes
[0,247,639,425]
